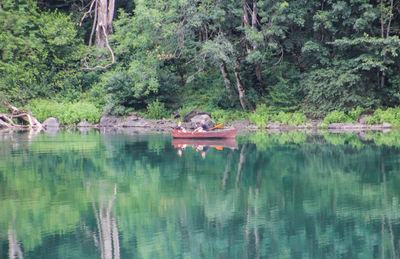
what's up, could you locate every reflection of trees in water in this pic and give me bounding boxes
[89,184,120,259]
[236,144,248,187]
[381,161,398,259]
[8,229,23,259]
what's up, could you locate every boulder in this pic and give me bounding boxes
[99,115,123,127]
[120,118,151,127]
[188,114,215,129]
[43,117,60,128]
[266,122,280,129]
[77,119,91,127]
[183,110,211,122]
[358,114,367,124]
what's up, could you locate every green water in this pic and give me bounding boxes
[1,130,400,258]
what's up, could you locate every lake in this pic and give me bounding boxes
[1,130,400,258]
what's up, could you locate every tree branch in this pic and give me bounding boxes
[79,0,96,26]
[83,26,115,70]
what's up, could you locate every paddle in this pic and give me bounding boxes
[210,124,223,130]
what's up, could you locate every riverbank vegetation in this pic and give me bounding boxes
[1,0,400,125]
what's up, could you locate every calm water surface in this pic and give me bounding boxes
[1,130,400,258]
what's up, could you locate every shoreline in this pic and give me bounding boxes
[0,112,396,135]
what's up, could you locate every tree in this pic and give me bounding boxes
[80,0,115,69]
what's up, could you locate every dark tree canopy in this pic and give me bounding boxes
[1,0,400,116]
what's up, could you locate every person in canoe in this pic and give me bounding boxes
[193,120,210,133]
[174,121,187,133]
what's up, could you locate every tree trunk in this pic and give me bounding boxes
[219,62,233,97]
[251,1,261,81]
[233,62,248,110]
[255,64,261,81]
[242,1,252,54]
[95,0,115,48]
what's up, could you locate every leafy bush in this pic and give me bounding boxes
[373,108,400,126]
[323,110,352,124]
[318,122,329,129]
[271,111,307,126]
[212,109,248,124]
[146,99,168,119]
[249,105,307,127]
[26,100,100,124]
[364,115,375,125]
[249,104,272,127]
[348,106,363,121]
[292,112,307,126]
[177,106,198,120]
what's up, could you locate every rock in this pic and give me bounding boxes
[120,118,151,128]
[77,119,91,127]
[382,122,391,128]
[99,115,122,127]
[43,117,60,128]
[266,123,280,129]
[188,114,215,129]
[328,123,369,130]
[183,110,211,122]
[358,114,367,124]
[154,120,176,130]
[232,120,254,129]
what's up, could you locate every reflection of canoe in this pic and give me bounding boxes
[172,128,237,139]
[172,138,238,149]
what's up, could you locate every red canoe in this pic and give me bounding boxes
[172,128,237,139]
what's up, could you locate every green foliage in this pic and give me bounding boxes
[364,115,375,125]
[26,100,100,124]
[323,110,352,124]
[249,104,272,127]
[373,108,400,126]
[146,99,168,119]
[211,109,248,124]
[248,104,307,127]
[291,112,308,126]
[348,106,363,121]
[0,3,85,105]
[3,0,400,119]
[271,111,307,126]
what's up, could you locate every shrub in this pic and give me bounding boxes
[292,112,307,126]
[373,108,400,126]
[348,106,363,121]
[212,109,248,124]
[177,106,198,120]
[26,99,101,124]
[146,99,168,119]
[249,104,271,127]
[323,110,352,124]
[364,115,375,125]
[274,111,292,125]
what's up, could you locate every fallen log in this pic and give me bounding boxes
[0,101,42,130]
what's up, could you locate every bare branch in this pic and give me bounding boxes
[89,0,99,47]
[83,26,115,70]
[79,0,96,26]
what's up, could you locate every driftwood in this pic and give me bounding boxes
[0,101,42,129]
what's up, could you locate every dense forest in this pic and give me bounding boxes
[1,0,400,122]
